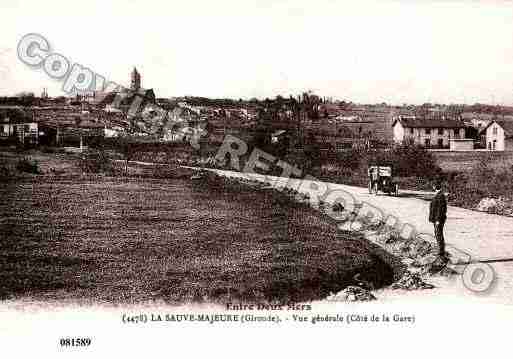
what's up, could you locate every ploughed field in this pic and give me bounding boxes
[0,175,395,304]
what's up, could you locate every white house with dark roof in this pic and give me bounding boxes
[0,113,40,145]
[480,120,513,151]
[392,117,467,148]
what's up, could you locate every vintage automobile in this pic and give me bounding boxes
[367,164,399,196]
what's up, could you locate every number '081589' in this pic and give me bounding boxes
[59,338,91,347]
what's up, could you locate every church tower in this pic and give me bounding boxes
[130,67,141,91]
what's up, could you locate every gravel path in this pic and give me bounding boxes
[202,168,513,304]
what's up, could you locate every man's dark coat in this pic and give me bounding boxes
[429,191,447,223]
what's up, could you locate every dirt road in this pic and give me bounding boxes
[205,168,513,304]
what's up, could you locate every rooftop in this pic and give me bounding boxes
[393,118,465,128]
[480,120,513,138]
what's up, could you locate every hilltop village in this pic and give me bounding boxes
[3,67,513,153]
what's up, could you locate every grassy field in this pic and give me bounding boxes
[0,151,398,304]
[432,151,513,172]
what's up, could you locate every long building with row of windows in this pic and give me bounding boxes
[392,116,513,151]
[392,117,469,149]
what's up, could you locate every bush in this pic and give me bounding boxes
[315,143,439,190]
[446,159,513,211]
[475,197,513,216]
[368,142,440,178]
[15,157,40,174]
[335,149,362,171]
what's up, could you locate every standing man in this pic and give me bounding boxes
[370,167,379,193]
[429,181,448,263]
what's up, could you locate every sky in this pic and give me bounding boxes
[1,0,513,105]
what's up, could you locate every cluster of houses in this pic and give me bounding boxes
[2,70,513,152]
[0,104,208,149]
[0,107,119,148]
[3,105,513,152]
[392,115,513,151]
[0,68,208,149]
[0,116,39,146]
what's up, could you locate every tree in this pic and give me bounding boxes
[251,108,273,151]
[15,91,35,98]
[54,96,67,104]
[303,132,322,174]
[15,92,36,106]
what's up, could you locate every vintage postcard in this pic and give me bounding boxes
[1,0,512,357]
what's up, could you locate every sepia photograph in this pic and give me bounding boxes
[1,0,513,357]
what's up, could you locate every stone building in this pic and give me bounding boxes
[392,117,466,148]
[131,67,141,91]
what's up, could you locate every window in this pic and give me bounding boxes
[493,126,498,135]
[425,128,431,135]
[24,124,30,132]
[438,138,444,148]
[438,128,443,135]
[410,128,414,135]
[424,139,430,147]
